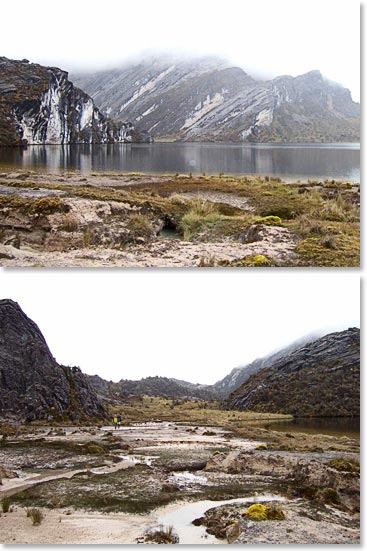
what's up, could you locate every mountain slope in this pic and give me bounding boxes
[87,375,218,401]
[0,299,106,421]
[0,57,148,146]
[212,332,323,398]
[72,56,360,143]
[228,328,360,417]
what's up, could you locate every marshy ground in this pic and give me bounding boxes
[0,170,360,267]
[0,404,360,544]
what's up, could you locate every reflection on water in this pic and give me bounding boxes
[266,417,360,439]
[0,142,360,182]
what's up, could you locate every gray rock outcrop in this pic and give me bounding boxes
[228,328,360,416]
[0,57,150,146]
[72,56,360,143]
[0,299,106,421]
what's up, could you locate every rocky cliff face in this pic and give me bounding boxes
[0,57,148,146]
[228,328,360,417]
[73,56,360,143]
[0,299,106,421]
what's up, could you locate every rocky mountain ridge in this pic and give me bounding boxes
[73,56,360,143]
[228,328,360,417]
[87,330,336,403]
[0,299,106,421]
[87,374,217,402]
[213,332,323,398]
[0,57,150,146]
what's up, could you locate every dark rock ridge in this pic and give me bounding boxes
[228,328,360,417]
[72,56,360,142]
[0,299,106,421]
[212,332,323,398]
[87,374,218,401]
[0,57,150,146]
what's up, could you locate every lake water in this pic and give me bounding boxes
[265,417,360,439]
[0,142,360,182]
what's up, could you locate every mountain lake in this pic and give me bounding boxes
[263,416,360,439]
[0,142,360,182]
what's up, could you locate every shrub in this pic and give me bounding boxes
[255,443,268,450]
[27,508,44,525]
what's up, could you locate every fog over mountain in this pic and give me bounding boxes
[0,0,360,101]
[72,55,359,143]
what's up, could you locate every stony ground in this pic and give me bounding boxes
[0,421,360,544]
[0,170,359,267]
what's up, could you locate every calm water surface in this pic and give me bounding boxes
[265,417,360,439]
[0,142,360,182]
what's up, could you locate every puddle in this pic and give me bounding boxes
[158,495,287,544]
[170,471,208,486]
[101,422,172,432]
[0,184,63,198]
[118,454,158,467]
[158,228,181,240]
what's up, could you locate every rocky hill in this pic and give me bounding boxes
[87,333,325,402]
[228,328,360,417]
[0,299,106,421]
[73,56,360,143]
[213,332,323,398]
[87,375,218,401]
[0,57,150,146]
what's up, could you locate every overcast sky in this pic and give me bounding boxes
[0,272,360,384]
[0,0,360,101]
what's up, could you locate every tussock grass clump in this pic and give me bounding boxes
[178,199,219,240]
[26,507,44,525]
[126,213,156,242]
[327,458,360,473]
[60,214,80,232]
[145,525,179,544]
[319,194,359,223]
[2,496,10,513]
[244,503,285,521]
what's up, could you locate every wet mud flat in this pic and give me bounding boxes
[0,169,360,267]
[0,422,360,544]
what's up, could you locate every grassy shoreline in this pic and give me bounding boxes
[0,170,360,267]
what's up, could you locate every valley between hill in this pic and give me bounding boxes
[0,416,360,544]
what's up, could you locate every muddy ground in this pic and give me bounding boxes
[0,421,360,544]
